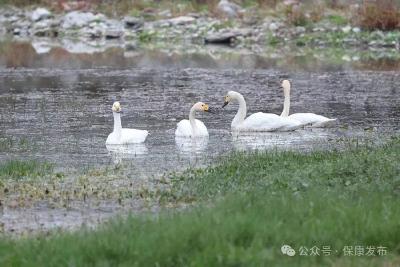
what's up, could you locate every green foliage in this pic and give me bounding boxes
[327,14,348,26]
[0,160,53,180]
[138,30,157,43]
[0,137,399,266]
[266,32,281,46]
[165,136,400,201]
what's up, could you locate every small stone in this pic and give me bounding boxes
[105,28,124,39]
[341,25,352,33]
[205,31,240,44]
[216,0,243,18]
[31,7,51,22]
[342,55,351,61]
[268,22,279,31]
[295,26,306,34]
[61,11,98,29]
[158,9,172,18]
[168,16,195,26]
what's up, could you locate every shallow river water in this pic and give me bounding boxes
[0,46,399,233]
[1,68,399,174]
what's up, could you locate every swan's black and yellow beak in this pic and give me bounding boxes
[222,101,229,108]
[203,104,214,114]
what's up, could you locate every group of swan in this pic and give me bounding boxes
[106,80,336,144]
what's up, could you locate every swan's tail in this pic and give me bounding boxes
[311,118,337,128]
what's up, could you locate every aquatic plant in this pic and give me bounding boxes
[0,160,53,180]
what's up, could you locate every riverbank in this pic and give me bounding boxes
[1,1,400,55]
[0,136,399,265]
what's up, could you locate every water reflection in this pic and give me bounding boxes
[106,143,148,164]
[231,130,336,151]
[175,136,209,155]
[0,67,398,174]
[1,40,400,71]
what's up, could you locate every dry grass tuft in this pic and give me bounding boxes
[356,0,400,31]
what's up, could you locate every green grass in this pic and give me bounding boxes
[164,137,400,202]
[0,160,53,180]
[0,137,399,266]
[327,15,348,26]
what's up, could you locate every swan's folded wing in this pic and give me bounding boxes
[289,113,336,127]
[175,120,192,136]
[175,119,208,137]
[241,113,288,131]
[194,119,209,136]
[121,129,148,143]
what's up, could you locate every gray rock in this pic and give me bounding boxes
[341,25,352,33]
[216,0,243,18]
[31,7,51,22]
[31,19,59,37]
[205,31,240,44]
[158,9,172,18]
[295,26,306,34]
[123,16,143,30]
[169,16,195,25]
[268,22,279,31]
[13,27,21,35]
[83,27,104,39]
[105,28,124,39]
[61,11,100,29]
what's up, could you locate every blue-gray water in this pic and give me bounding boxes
[0,68,399,175]
[0,44,399,234]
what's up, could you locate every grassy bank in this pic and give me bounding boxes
[0,137,399,266]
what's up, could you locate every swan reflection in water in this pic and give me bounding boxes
[231,129,337,151]
[175,136,209,156]
[106,143,148,164]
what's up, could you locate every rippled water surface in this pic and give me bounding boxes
[0,68,399,175]
[0,47,399,233]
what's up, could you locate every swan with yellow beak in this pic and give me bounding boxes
[106,102,149,144]
[175,102,212,137]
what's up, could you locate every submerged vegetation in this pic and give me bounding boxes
[0,160,53,180]
[0,136,399,265]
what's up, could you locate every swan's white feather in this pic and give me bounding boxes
[106,129,148,144]
[235,112,301,132]
[175,119,209,137]
[288,113,336,128]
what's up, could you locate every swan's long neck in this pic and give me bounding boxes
[281,86,290,117]
[232,93,247,128]
[189,106,198,136]
[113,112,122,136]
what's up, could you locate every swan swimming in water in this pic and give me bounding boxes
[175,102,211,137]
[280,80,337,127]
[106,102,148,144]
[222,91,302,132]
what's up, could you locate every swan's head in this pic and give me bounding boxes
[112,101,121,113]
[193,102,211,112]
[281,80,291,93]
[222,91,237,108]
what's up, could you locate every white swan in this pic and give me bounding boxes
[175,102,211,137]
[222,91,302,132]
[106,102,148,144]
[280,80,337,127]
